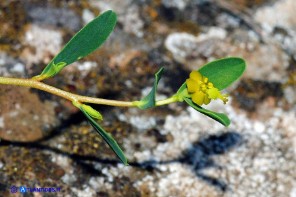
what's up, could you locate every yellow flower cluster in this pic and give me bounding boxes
[186,71,228,105]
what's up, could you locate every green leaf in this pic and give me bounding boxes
[199,57,246,90]
[175,57,244,126]
[80,107,128,165]
[176,83,187,96]
[176,57,245,99]
[184,97,230,126]
[34,10,117,80]
[135,67,164,109]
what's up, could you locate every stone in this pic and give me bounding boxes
[0,53,26,77]
[0,86,57,142]
[0,0,295,196]
[20,24,62,65]
[27,6,81,31]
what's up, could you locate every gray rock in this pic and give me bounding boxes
[27,7,81,31]
[0,53,26,77]
[20,24,62,65]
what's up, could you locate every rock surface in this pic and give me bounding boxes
[0,0,295,197]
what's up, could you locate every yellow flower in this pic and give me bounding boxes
[186,71,228,105]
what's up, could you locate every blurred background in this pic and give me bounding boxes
[0,0,295,196]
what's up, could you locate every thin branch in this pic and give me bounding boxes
[0,76,177,107]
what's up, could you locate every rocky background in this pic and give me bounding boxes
[0,0,295,196]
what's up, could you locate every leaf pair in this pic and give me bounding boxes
[177,57,246,126]
[136,58,245,127]
[35,11,128,164]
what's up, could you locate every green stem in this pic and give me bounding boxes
[0,77,134,107]
[0,76,180,107]
[155,95,179,106]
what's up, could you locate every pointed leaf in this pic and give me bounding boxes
[136,67,164,109]
[184,97,230,126]
[176,83,187,95]
[80,107,128,165]
[35,10,117,80]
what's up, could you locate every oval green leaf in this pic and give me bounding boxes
[199,57,246,90]
[176,57,246,97]
[35,10,117,80]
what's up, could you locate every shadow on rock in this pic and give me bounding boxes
[0,130,243,192]
[133,131,243,191]
[180,131,243,191]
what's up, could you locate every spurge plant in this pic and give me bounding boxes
[0,10,246,165]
